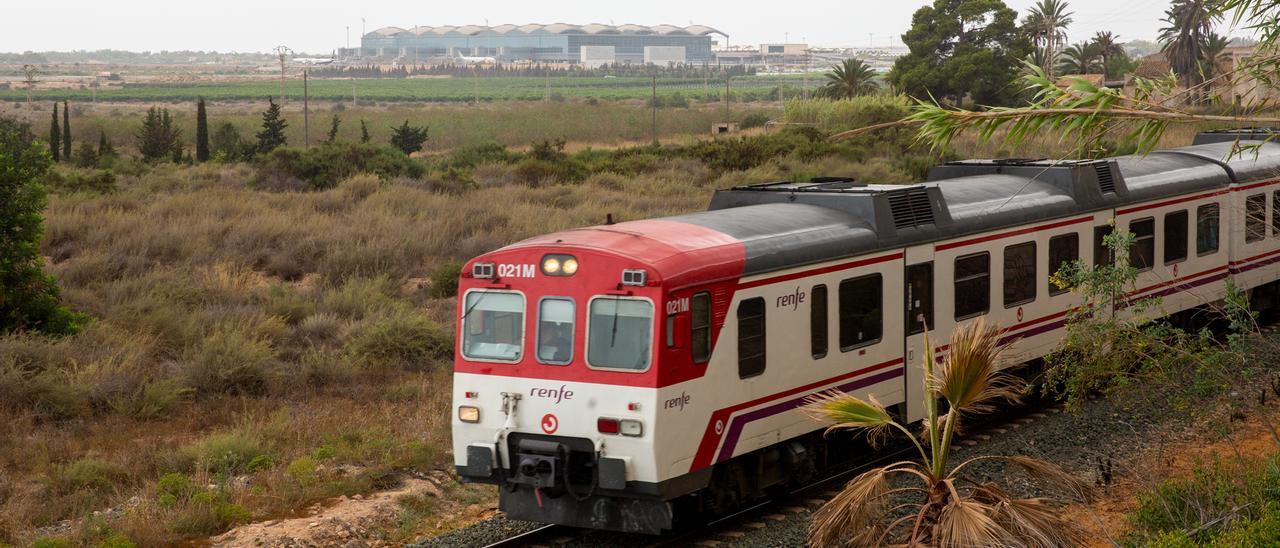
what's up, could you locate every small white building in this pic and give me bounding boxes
[581,45,616,69]
[644,46,686,65]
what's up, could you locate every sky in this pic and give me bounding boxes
[0,0,1228,54]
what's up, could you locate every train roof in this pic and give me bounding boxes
[495,140,1280,280]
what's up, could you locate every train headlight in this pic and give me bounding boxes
[458,406,481,423]
[541,254,578,276]
[619,419,643,437]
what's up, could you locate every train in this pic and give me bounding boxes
[450,128,1280,534]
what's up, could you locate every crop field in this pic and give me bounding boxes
[1,74,817,103]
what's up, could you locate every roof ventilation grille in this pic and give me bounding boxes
[1095,163,1116,194]
[887,187,935,230]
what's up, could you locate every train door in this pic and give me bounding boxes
[903,246,935,423]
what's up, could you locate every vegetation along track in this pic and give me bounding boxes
[452,397,1059,548]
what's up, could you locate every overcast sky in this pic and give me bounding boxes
[0,0,1234,54]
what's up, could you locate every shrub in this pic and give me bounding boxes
[253,141,426,191]
[57,458,126,494]
[739,112,771,129]
[176,328,277,396]
[287,456,318,486]
[428,262,462,298]
[178,430,269,474]
[345,309,452,371]
[46,167,117,193]
[157,472,197,502]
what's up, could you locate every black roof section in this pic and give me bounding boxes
[1192,128,1280,145]
[671,141,1280,277]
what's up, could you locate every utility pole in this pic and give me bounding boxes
[274,45,293,103]
[651,72,657,144]
[303,69,310,148]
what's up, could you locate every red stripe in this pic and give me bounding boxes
[1233,178,1280,192]
[1117,190,1227,216]
[736,252,903,290]
[690,357,903,470]
[933,308,1072,354]
[1125,265,1230,300]
[1230,246,1280,267]
[935,216,1092,252]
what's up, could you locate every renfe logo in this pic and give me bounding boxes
[776,286,806,310]
[541,413,558,434]
[530,385,574,404]
[664,391,691,411]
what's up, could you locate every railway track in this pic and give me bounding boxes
[481,396,1058,548]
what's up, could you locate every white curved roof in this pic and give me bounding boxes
[366,23,725,38]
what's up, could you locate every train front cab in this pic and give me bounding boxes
[450,246,691,534]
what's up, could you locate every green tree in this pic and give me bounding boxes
[195,97,210,163]
[255,97,287,154]
[1160,0,1219,96]
[211,122,251,161]
[819,58,879,99]
[61,100,70,161]
[1091,31,1125,75]
[1022,0,1074,77]
[1200,32,1232,82]
[0,117,84,335]
[325,114,341,143]
[97,131,115,158]
[136,106,183,163]
[1057,41,1101,74]
[388,120,428,155]
[49,103,60,162]
[888,0,1030,106]
[359,119,370,143]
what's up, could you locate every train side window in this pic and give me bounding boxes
[1197,203,1220,255]
[839,274,883,351]
[954,253,990,320]
[810,285,828,359]
[1003,242,1036,307]
[1247,193,1267,243]
[690,292,711,364]
[1273,191,1280,236]
[1093,225,1114,267]
[737,298,766,379]
[1129,218,1155,271]
[1048,233,1079,296]
[1164,210,1188,265]
[536,297,575,365]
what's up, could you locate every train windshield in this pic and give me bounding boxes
[587,297,654,371]
[462,291,525,362]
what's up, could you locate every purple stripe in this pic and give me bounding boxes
[715,368,904,463]
[1122,271,1229,308]
[1233,254,1280,274]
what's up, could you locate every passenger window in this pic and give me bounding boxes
[690,292,711,364]
[1273,191,1280,236]
[536,298,575,365]
[587,298,653,371]
[737,297,766,378]
[954,253,990,320]
[1093,225,1114,267]
[1247,193,1267,243]
[810,285,828,359]
[1164,210,1188,265]
[1129,218,1155,271]
[1048,234,1079,296]
[839,275,883,351]
[1197,204,1220,255]
[1003,242,1036,307]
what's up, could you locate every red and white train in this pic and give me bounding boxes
[451,129,1280,533]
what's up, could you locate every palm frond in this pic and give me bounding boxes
[936,486,1003,548]
[930,318,1022,414]
[808,466,895,548]
[1005,455,1096,503]
[804,391,897,445]
[971,483,1088,548]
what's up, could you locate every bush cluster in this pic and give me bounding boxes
[254,141,426,191]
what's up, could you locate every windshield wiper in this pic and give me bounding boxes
[609,298,621,346]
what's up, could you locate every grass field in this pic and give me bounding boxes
[1,74,815,103]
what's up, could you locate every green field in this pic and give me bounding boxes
[2,75,817,103]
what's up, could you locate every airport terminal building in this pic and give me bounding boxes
[358,23,725,64]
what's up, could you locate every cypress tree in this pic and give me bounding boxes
[195,97,210,162]
[98,131,114,157]
[61,100,70,160]
[326,114,341,143]
[255,97,287,154]
[49,103,60,162]
[359,119,370,143]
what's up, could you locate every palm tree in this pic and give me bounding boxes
[1023,0,1074,77]
[820,59,879,99]
[805,319,1092,547]
[1091,31,1125,78]
[1200,32,1231,82]
[1058,42,1102,75]
[1159,0,1219,97]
